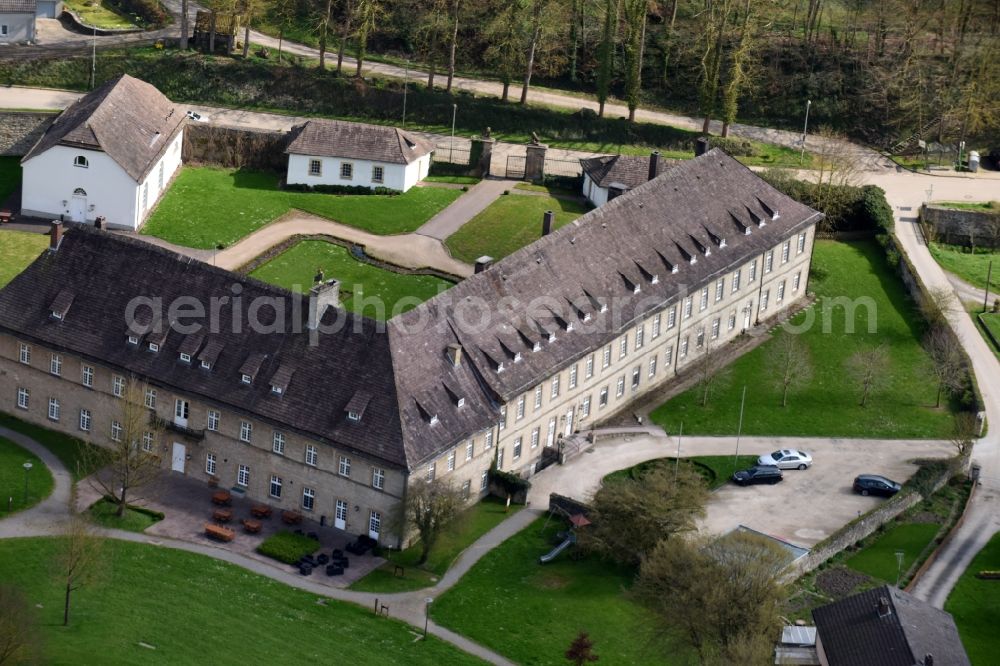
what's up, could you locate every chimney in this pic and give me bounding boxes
[49,221,63,251]
[648,151,660,181]
[446,343,463,367]
[695,137,710,157]
[474,256,494,274]
[877,597,891,618]
[924,655,934,666]
[542,210,555,236]
[94,216,107,231]
[308,279,340,330]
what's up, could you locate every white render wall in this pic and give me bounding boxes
[20,131,183,230]
[582,173,609,208]
[286,153,430,192]
[0,13,35,44]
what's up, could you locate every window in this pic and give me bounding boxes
[461,480,471,500]
[516,395,525,420]
[447,450,456,471]
[631,366,640,390]
[782,240,791,264]
[761,289,770,311]
[466,440,474,461]
[732,269,741,293]
[680,337,689,359]
[309,159,322,176]
[340,162,354,180]
[683,296,693,319]
[700,287,709,311]
[712,318,721,339]
[272,431,285,455]
[144,388,156,409]
[426,462,436,482]
[764,249,774,274]
[302,487,315,511]
[336,500,348,523]
[1,26,8,36]
[112,375,125,398]
[142,183,148,211]
[551,376,560,399]
[749,259,757,282]
[207,410,219,431]
[269,475,282,499]
[79,409,91,432]
[667,305,677,329]
[569,365,578,389]
[149,342,159,353]
[665,346,673,367]
[499,406,507,431]
[239,421,252,443]
[127,335,139,346]
[793,272,801,291]
[530,428,540,449]
[180,353,191,363]
[616,376,625,398]
[82,365,94,388]
[648,356,657,378]
[305,444,318,466]
[371,165,384,183]
[619,336,628,359]
[728,312,736,330]
[602,344,612,368]
[206,453,217,476]
[777,280,786,302]
[142,431,154,452]
[48,398,60,421]
[534,385,542,409]
[237,464,249,487]
[241,374,252,385]
[18,343,30,365]
[635,325,644,350]
[339,456,351,477]
[16,388,28,410]
[50,354,62,376]
[73,155,88,168]
[581,395,591,417]
[652,313,661,339]
[372,467,385,489]
[585,354,594,379]
[547,418,556,446]
[111,421,122,442]
[480,469,489,491]
[599,386,609,407]
[697,328,705,348]
[369,511,381,536]
[798,231,807,254]
[715,279,725,302]
[513,437,522,460]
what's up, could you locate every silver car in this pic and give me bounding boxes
[757,449,812,470]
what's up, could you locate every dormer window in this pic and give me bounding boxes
[429,414,439,426]
[241,374,252,385]
[651,275,659,284]
[532,341,541,352]
[180,353,191,363]
[148,343,159,353]
[344,391,372,422]
[271,385,283,395]
[348,411,361,422]
[73,155,88,168]
[51,311,63,320]
[239,352,267,386]
[457,397,466,408]
[583,312,591,323]
[600,302,608,313]
[514,351,522,362]
[127,335,139,345]
[497,362,505,373]
[201,360,212,370]
[566,322,574,332]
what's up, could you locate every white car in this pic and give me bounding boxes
[186,110,209,122]
[757,449,812,470]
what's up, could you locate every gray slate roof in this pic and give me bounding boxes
[580,153,677,189]
[812,585,971,666]
[22,74,185,183]
[0,0,35,12]
[286,119,434,165]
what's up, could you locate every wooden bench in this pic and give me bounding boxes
[281,510,303,525]
[211,490,232,506]
[212,508,232,523]
[241,519,262,534]
[251,504,272,519]
[0,210,10,225]
[204,522,235,542]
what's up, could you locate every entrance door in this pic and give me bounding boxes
[171,442,186,473]
[368,510,381,541]
[742,300,753,331]
[334,500,347,530]
[546,418,556,447]
[70,195,87,223]
[564,408,575,437]
[174,399,189,428]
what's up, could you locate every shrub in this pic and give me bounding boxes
[281,183,399,196]
[429,161,473,176]
[106,0,170,29]
[256,531,320,565]
[488,468,530,498]
[707,135,759,157]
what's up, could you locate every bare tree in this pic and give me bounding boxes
[951,412,978,462]
[694,341,731,408]
[924,325,965,408]
[845,343,891,407]
[766,332,813,407]
[58,515,102,627]
[336,0,355,73]
[314,0,334,68]
[622,0,646,122]
[180,0,190,50]
[0,585,40,664]
[82,378,163,519]
[445,0,462,92]
[565,631,599,665]
[404,478,465,565]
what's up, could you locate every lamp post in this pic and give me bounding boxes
[450,104,458,164]
[733,384,747,467]
[800,99,811,164]
[984,261,993,313]
[22,461,32,505]
[402,60,409,128]
[423,597,434,639]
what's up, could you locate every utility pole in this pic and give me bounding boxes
[985,261,993,313]
[799,99,811,164]
[90,26,97,89]
[734,384,746,466]
[450,103,457,163]
[402,60,409,128]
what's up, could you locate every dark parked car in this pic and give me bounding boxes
[732,465,783,486]
[853,474,901,497]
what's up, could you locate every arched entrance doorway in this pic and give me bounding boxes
[70,188,88,222]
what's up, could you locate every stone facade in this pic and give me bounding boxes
[922,203,1000,249]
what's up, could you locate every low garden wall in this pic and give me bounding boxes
[182,123,291,172]
[61,9,143,36]
[548,493,591,518]
[0,111,57,156]
[921,204,1000,249]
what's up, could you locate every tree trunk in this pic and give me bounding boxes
[721,121,730,137]
[63,582,72,626]
[935,383,942,408]
[501,80,510,101]
[702,116,712,134]
[427,24,439,89]
[243,11,251,59]
[520,25,541,104]
[446,0,460,92]
[599,100,606,116]
[569,0,579,82]
[278,27,284,63]
[209,12,217,54]
[337,0,353,74]
[319,0,332,68]
[781,382,789,407]
[180,0,189,50]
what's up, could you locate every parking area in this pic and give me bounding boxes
[527,433,954,548]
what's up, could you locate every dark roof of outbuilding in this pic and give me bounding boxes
[579,153,677,189]
[21,74,185,182]
[812,585,970,666]
[0,228,408,468]
[0,0,35,12]
[286,119,435,165]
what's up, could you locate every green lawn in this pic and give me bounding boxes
[142,167,462,249]
[351,497,521,593]
[0,230,47,289]
[946,533,1000,665]
[424,175,481,185]
[604,455,758,490]
[0,537,483,665]
[445,194,588,263]
[88,498,163,533]
[650,240,958,439]
[432,516,663,665]
[0,438,54,518]
[250,240,452,320]
[0,156,21,204]
[0,413,104,481]
[844,523,941,583]
[63,0,137,29]
[980,312,1000,346]
[928,243,1000,292]
[934,201,999,211]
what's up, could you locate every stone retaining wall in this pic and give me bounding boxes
[0,111,57,156]
[61,8,143,36]
[921,204,1000,249]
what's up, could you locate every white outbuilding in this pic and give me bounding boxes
[579,152,675,208]
[285,119,434,193]
[20,74,185,230]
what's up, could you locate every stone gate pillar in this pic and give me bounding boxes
[525,143,547,183]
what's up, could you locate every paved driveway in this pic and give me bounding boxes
[527,433,954,548]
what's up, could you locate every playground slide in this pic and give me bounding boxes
[538,532,576,564]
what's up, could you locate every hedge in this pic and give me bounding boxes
[282,183,400,196]
[489,468,530,497]
[759,170,893,234]
[256,531,320,565]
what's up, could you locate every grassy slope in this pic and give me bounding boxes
[0,413,103,481]
[0,438,54,518]
[946,533,1000,665]
[0,538,483,665]
[651,240,957,439]
[433,516,663,666]
[88,498,162,533]
[250,240,452,320]
[844,523,940,583]
[142,167,462,249]
[981,312,1000,344]
[351,497,521,593]
[928,243,1000,292]
[446,194,588,263]
[63,0,136,29]
[0,231,47,289]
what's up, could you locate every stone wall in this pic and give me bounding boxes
[921,204,1000,249]
[182,123,291,172]
[0,111,57,157]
